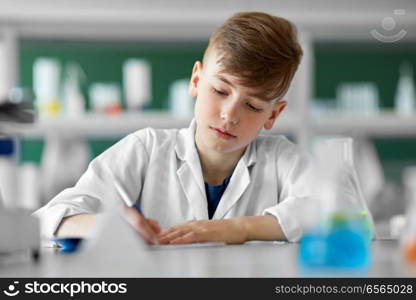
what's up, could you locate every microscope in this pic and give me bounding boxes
[0,90,40,261]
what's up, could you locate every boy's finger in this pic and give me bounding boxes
[158,228,192,244]
[159,225,181,236]
[123,207,158,244]
[169,231,199,245]
[147,219,161,233]
[137,220,159,245]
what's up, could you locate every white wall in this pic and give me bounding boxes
[0,0,415,41]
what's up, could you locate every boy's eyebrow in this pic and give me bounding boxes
[215,74,269,102]
[215,74,235,88]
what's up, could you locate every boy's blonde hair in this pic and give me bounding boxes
[204,11,302,101]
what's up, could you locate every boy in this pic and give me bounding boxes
[34,11,310,245]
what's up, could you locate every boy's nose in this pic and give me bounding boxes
[220,101,239,125]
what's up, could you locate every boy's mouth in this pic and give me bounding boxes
[210,126,237,139]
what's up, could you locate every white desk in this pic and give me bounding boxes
[0,240,414,277]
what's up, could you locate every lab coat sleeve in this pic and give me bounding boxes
[262,141,313,242]
[32,131,150,239]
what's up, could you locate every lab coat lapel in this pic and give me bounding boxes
[213,142,256,219]
[175,120,208,220]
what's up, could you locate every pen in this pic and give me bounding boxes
[113,179,144,216]
[113,178,158,245]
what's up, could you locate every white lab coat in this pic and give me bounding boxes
[34,119,312,242]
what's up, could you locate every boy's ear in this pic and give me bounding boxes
[188,61,202,98]
[264,100,287,130]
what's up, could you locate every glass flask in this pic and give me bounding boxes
[299,137,374,270]
[401,167,416,263]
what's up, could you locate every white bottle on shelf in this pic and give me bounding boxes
[62,62,86,118]
[33,58,61,118]
[0,137,18,209]
[0,41,8,102]
[123,59,151,111]
[168,78,194,117]
[18,162,41,210]
[395,62,415,117]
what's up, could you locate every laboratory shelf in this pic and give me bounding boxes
[12,110,416,139]
[18,112,192,138]
[311,111,416,137]
[15,111,301,138]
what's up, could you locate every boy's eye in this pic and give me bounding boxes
[247,103,263,112]
[212,88,227,96]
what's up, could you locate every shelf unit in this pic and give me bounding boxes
[1,0,416,148]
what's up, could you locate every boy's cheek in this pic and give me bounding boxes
[196,98,219,118]
[205,103,220,116]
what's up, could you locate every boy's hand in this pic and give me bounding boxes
[123,206,161,245]
[158,218,248,245]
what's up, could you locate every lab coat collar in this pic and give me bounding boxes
[211,137,257,219]
[175,119,257,220]
[175,118,198,163]
[175,119,208,220]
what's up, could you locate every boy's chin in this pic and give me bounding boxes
[207,141,247,155]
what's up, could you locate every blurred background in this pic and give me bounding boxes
[0,0,416,237]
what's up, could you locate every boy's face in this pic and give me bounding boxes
[189,49,287,157]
